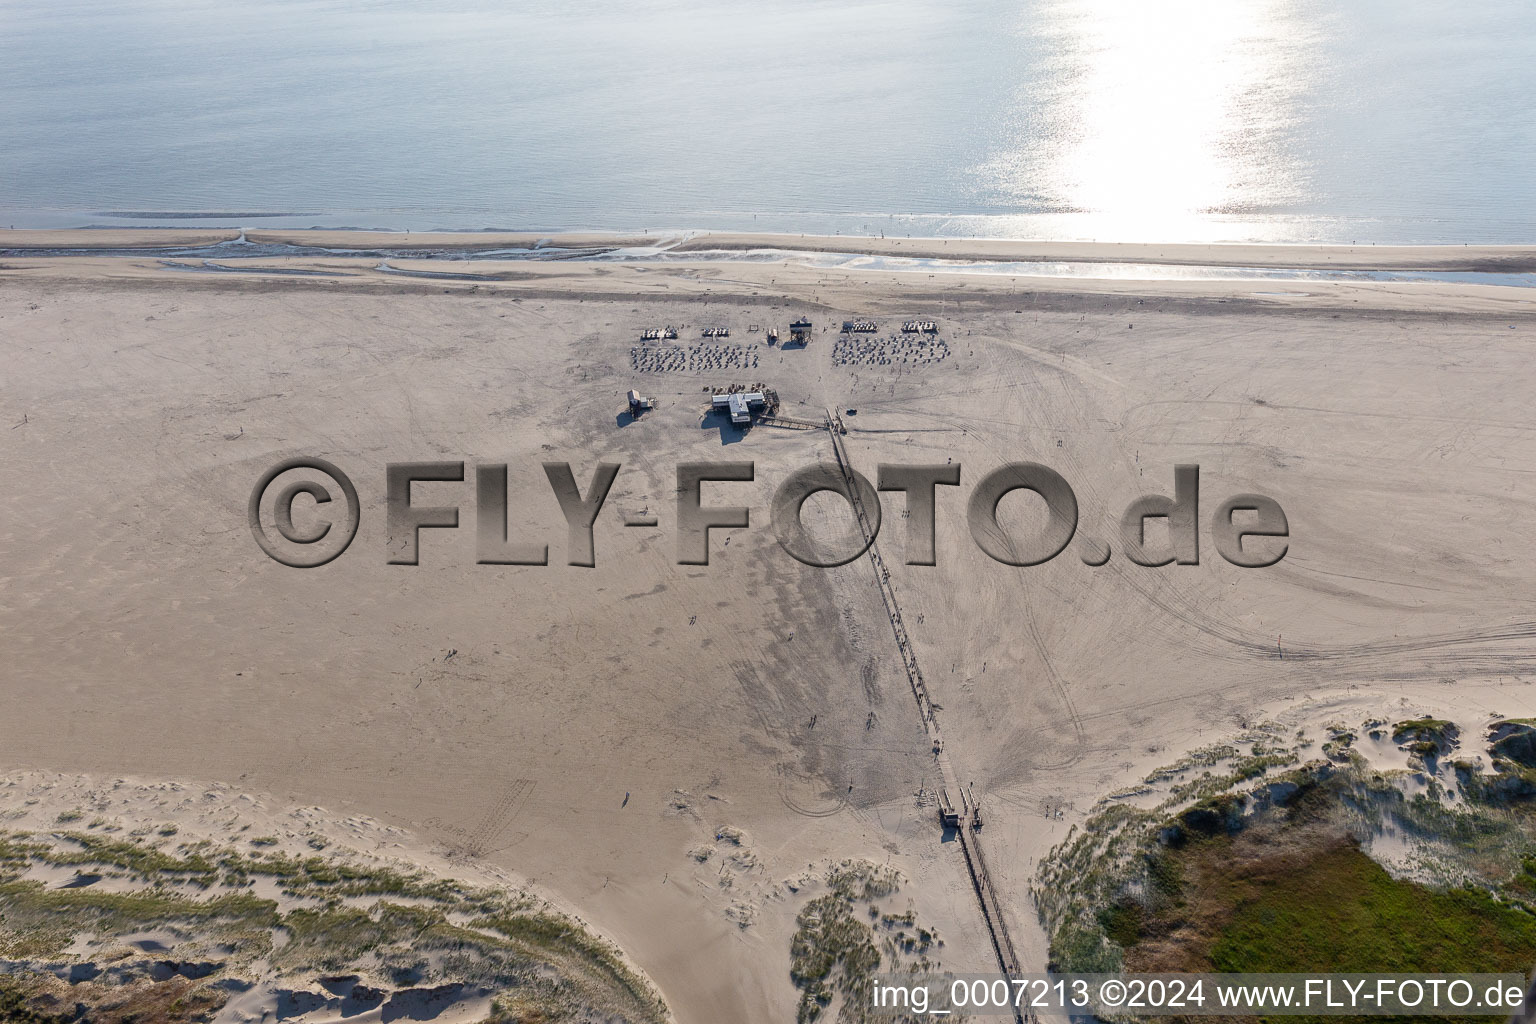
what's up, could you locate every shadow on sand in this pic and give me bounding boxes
[702,413,747,445]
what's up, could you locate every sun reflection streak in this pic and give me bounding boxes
[1008,0,1308,241]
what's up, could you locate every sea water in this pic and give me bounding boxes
[3,0,1534,243]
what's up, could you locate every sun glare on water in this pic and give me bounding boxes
[990,0,1316,242]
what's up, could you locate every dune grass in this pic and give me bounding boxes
[1039,718,1536,1011]
[0,827,670,1024]
[1209,842,1536,973]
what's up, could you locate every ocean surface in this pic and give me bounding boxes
[3,0,1535,243]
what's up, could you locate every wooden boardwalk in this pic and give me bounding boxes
[824,413,1029,1024]
[756,414,824,431]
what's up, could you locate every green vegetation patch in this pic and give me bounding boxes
[0,970,226,1024]
[1210,843,1536,974]
[0,976,73,1024]
[788,861,942,1024]
[476,910,668,1022]
[0,879,279,958]
[1038,719,1536,1009]
[1392,718,1459,758]
[0,827,669,1024]
[792,893,881,1023]
[1489,721,1536,770]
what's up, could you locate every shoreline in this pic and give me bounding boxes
[4,256,1536,321]
[4,227,1536,272]
[671,232,1536,272]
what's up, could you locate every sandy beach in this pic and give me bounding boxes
[4,230,1535,321]
[4,232,1536,1021]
